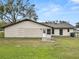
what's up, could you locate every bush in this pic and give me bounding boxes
[0,31,4,38]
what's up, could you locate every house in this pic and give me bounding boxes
[75,27,79,37]
[3,19,52,40]
[43,21,74,36]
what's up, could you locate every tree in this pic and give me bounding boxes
[76,22,79,28]
[0,0,38,24]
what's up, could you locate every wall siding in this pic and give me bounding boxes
[53,29,74,36]
[5,21,51,37]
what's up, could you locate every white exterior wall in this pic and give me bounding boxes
[54,29,59,36]
[5,21,51,38]
[76,28,79,31]
[53,29,74,36]
[63,29,74,36]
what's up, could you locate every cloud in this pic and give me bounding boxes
[70,0,79,4]
[37,4,63,16]
[71,6,79,10]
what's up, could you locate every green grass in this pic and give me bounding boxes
[0,37,79,59]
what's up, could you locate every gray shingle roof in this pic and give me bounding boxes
[2,19,52,28]
[43,22,74,29]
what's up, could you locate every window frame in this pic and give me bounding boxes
[52,28,54,34]
[47,29,51,34]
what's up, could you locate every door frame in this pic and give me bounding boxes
[59,29,63,35]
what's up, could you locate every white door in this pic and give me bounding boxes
[42,29,46,37]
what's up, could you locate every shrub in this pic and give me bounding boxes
[0,31,4,38]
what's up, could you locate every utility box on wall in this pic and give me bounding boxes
[42,33,52,41]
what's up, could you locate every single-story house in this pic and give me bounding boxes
[3,19,52,40]
[43,21,74,36]
[3,18,75,39]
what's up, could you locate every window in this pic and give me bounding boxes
[47,29,51,34]
[68,29,69,32]
[43,30,46,33]
[52,28,54,34]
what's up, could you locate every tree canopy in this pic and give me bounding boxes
[0,0,38,24]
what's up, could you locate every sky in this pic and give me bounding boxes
[29,0,79,25]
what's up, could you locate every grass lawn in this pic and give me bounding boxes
[0,37,79,59]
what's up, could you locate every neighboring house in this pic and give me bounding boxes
[43,21,74,36]
[75,27,79,37]
[3,19,52,40]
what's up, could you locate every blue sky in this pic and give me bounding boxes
[29,0,79,25]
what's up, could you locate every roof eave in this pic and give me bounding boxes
[2,19,53,28]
